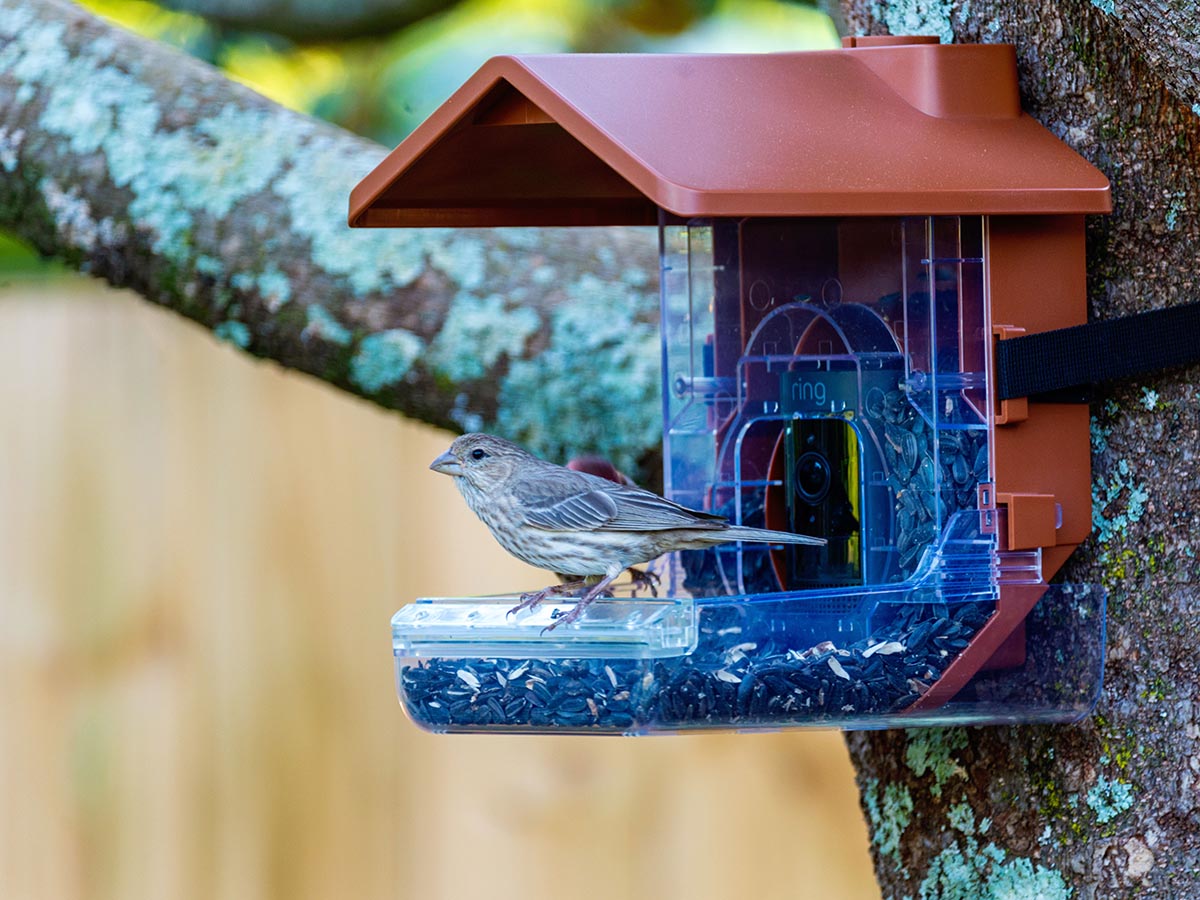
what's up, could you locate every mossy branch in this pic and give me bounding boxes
[0,0,661,474]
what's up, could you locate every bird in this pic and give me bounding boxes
[429,433,826,631]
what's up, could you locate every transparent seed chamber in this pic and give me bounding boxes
[393,215,1107,733]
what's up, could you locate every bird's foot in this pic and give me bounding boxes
[541,599,591,634]
[540,574,619,634]
[507,580,585,618]
[626,567,660,598]
[573,575,615,598]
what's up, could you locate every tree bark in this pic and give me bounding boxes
[831,1,1200,897]
[0,0,661,476]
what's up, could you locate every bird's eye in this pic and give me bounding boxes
[470,449,488,461]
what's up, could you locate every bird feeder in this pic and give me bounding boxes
[350,36,1111,733]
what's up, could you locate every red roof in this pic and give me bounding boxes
[349,41,1111,227]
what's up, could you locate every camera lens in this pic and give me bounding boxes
[794,451,832,504]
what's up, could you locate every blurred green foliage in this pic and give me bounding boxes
[2,0,836,271]
[81,0,837,145]
[0,233,66,278]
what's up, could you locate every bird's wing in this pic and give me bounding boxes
[513,466,727,533]
[519,488,621,531]
[603,487,729,531]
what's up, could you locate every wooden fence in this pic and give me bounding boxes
[0,281,879,900]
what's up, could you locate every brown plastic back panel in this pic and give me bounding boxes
[989,215,1093,567]
[350,43,1111,227]
[907,214,1094,709]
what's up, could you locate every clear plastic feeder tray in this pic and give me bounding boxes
[393,514,1105,733]
[394,594,1106,734]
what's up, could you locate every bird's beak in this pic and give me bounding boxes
[429,451,464,477]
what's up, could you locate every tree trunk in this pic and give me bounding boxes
[830,1,1200,896]
[0,0,661,476]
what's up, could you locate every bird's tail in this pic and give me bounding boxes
[721,526,827,547]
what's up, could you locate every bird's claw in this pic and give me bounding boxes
[627,567,660,598]
[540,601,588,635]
[507,586,558,618]
[508,579,588,618]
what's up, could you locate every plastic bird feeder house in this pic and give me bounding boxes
[350,36,1112,733]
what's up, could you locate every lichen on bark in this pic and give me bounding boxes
[835,0,1200,895]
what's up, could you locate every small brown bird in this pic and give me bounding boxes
[429,433,826,631]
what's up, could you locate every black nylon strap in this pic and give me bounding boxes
[995,302,1200,402]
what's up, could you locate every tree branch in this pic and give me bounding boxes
[0,0,661,475]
